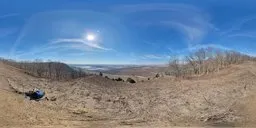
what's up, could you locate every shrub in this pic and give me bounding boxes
[115,77,124,82]
[155,73,160,78]
[165,71,171,76]
[126,78,136,83]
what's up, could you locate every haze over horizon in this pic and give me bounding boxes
[0,0,256,64]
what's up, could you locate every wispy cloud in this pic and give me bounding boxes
[13,34,113,59]
[10,10,114,57]
[141,54,170,60]
[218,16,256,45]
[0,13,19,19]
[14,43,97,58]
[112,3,215,46]
[143,40,166,48]
[52,38,111,51]
[112,3,201,13]
[161,21,208,47]
[220,16,256,36]
[227,33,256,39]
[0,28,18,38]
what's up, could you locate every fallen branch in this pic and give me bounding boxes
[7,78,24,94]
[203,95,212,105]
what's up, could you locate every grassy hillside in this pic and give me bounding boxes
[0,59,88,80]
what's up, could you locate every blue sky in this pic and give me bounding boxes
[0,0,256,64]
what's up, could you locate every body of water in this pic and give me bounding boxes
[70,64,142,71]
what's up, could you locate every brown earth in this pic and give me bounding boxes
[1,61,256,127]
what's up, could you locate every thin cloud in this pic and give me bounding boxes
[227,33,256,39]
[112,3,215,47]
[143,40,164,48]
[112,3,201,13]
[52,38,111,51]
[10,10,114,56]
[220,16,256,36]
[10,15,31,56]
[217,16,256,54]
[0,28,18,38]
[14,43,97,58]
[162,21,207,46]
[0,13,19,19]
[142,54,170,60]
[14,35,112,58]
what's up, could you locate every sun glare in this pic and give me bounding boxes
[86,34,95,41]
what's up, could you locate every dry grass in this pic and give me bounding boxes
[0,61,256,127]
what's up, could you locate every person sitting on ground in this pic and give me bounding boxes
[25,88,45,100]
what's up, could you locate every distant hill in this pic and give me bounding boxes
[72,64,167,77]
[0,59,87,80]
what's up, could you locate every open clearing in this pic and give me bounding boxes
[1,61,256,127]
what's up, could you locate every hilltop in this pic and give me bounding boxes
[1,59,256,127]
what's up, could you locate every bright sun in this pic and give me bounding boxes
[86,34,95,41]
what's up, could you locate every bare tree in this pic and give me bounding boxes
[186,55,199,75]
[169,56,183,78]
[168,47,255,78]
[0,59,88,80]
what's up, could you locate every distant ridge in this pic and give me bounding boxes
[0,58,88,80]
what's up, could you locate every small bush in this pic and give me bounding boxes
[155,73,160,78]
[105,76,109,79]
[116,77,124,82]
[165,71,171,76]
[126,78,136,84]
[99,72,103,76]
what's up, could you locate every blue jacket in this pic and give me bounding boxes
[34,90,45,99]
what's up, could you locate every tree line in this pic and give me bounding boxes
[0,58,87,80]
[168,47,256,78]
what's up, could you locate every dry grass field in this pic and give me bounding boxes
[1,61,256,127]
